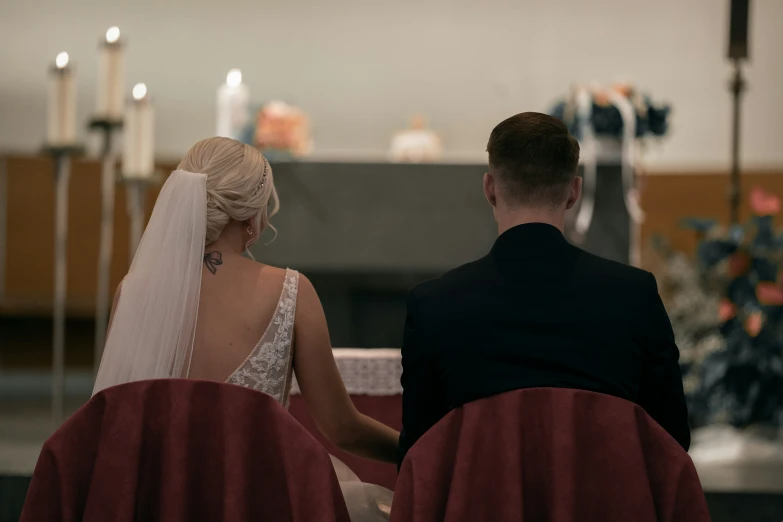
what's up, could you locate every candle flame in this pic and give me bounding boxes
[226,69,242,88]
[132,83,148,101]
[55,52,70,69]
[106,26,121,44]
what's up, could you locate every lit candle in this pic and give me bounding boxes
[47,52,77,146]
[122,83,155,179]
[216,68,249,139]
[95,26,125,121]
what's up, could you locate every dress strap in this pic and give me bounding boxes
[282,269,300,309]
[279,269,299,406]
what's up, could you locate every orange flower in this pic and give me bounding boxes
[745,313,763,337]
[612,83,633,98]
[593,90,610,106]
[728,251,751,277]
[757,282,783,306]
[719,299,737,321]
[749,187,781,216]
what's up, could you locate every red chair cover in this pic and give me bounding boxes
[392,388,710,522]
[21,379,351,522]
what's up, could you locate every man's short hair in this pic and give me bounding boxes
[486,112,580,208]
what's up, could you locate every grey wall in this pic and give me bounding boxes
[250,161,495,272]
[2,0,782,169]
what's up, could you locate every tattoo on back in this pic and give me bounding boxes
[204,251,223,275]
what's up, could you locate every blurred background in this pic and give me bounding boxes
[1,0,781,166]
[1,0,782,520]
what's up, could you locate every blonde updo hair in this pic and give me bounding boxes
[177,137,279,244]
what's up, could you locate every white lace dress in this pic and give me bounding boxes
[224,269,392,522]
[225,268,299,405]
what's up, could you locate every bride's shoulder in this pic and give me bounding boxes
[238,261,284,282]
[242,262,308,291]
[265,268,318,307]
[260,264,304,281]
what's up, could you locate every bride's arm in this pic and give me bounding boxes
[293,274,399,464]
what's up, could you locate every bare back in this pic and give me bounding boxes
[188,251,290,385]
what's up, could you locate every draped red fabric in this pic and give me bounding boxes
[391,388,710,522]
[20,379,351,522]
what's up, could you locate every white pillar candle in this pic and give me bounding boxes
[47,52,77,146]
[216,68,249,139]
[122,83,155,179]
[95,26,125,121]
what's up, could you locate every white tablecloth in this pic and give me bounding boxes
[291,348,402,396]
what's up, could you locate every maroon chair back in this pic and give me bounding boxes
[392,388,710,522]
[21,379,351,522]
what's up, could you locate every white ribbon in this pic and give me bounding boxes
[573,88,597,240]
[607,90,645,225]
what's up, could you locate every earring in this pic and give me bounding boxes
[247,226,253,235]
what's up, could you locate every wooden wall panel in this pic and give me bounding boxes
[639,171,783,269]
[1,155,160,316]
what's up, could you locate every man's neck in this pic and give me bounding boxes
[496,209,565,236]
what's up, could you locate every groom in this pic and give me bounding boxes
[399,112,689,464]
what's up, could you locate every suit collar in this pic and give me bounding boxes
[490,223,568,259]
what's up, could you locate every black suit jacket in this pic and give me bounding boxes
[399,223,689,465]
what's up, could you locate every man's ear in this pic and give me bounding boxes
[565,176,582,210]
[483,172,497,207]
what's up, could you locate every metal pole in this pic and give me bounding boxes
[94,128,116,374]
[729,59,745,225]
[128,181,145,265]
[52,154,71,427]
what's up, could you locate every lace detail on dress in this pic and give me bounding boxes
[226,269,299,406]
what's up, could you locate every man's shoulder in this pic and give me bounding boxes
[575,247,655,289]
[409,248,657,302]
[409,256,493,302]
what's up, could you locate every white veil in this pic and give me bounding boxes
[93,170,207,395]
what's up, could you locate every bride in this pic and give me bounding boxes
[93,137,397,521]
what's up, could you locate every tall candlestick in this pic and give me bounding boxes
[96,26,125,121]
[51,154,70,427]
[90,29,124,373]
[122,83,155,179]
[47,52,77,146]
[216,68,249,139]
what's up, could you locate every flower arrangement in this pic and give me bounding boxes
[252,100,312,159]
[666,187,783,429]
[652,247,723,396]
[549,82,671,140]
